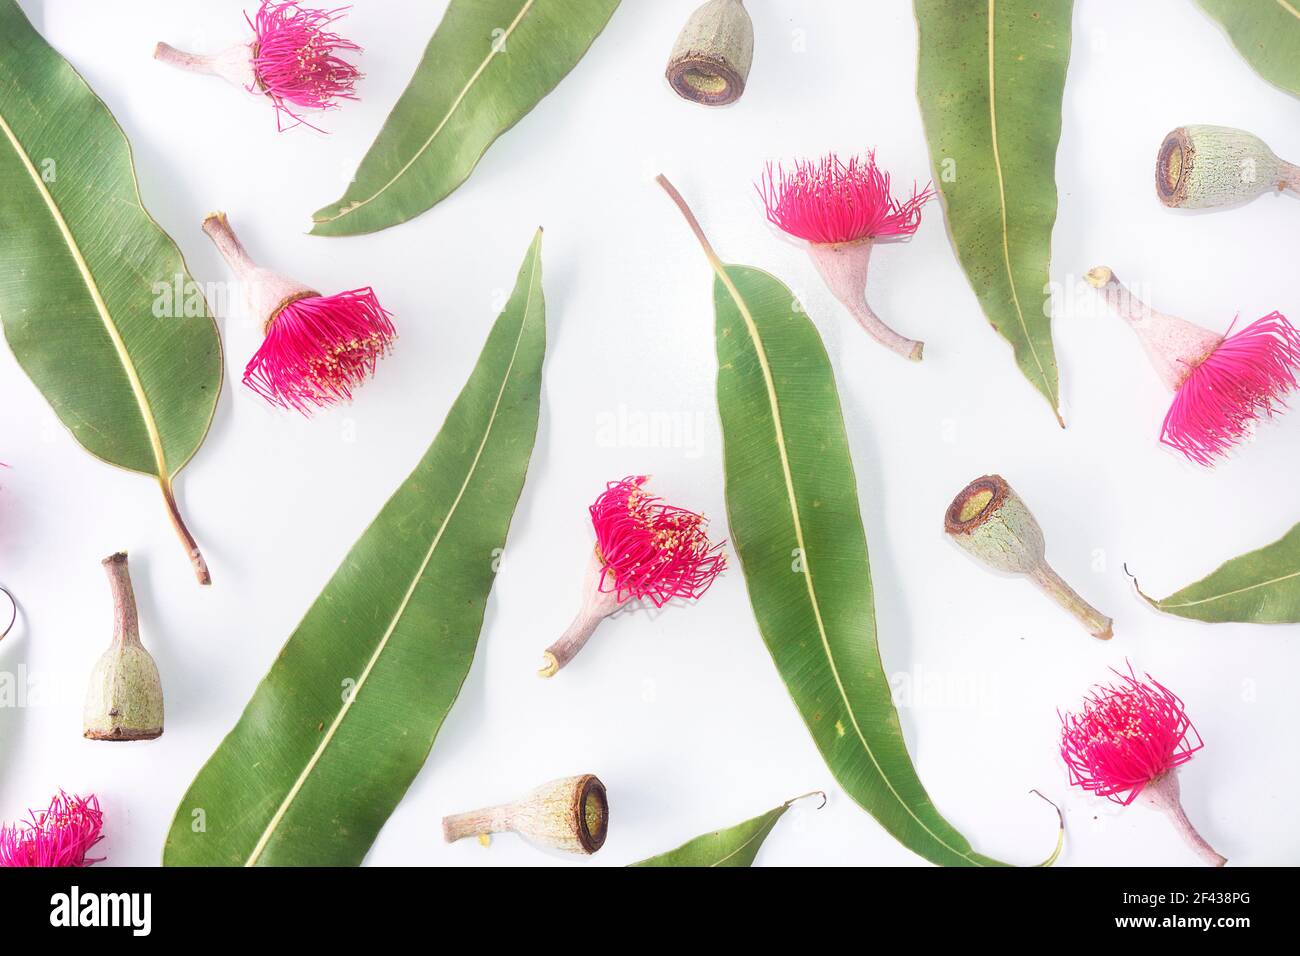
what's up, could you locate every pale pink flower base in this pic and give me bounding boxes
[1138,771,1227,867]
[807,240,924,360]
[538,551,624,678]
[759,152,932,359]
[1088,266,1300,465]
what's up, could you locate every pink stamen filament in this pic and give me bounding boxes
[1162,311,1300,465]
[758,152,934,245]
[1059,667,1202,806]
[590,476,726,608]
[248,2,362,132]
[243,288,395,414]
[0,792,104,867]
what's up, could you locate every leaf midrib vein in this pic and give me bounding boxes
[314,0,536,225]
[1277,0,1300,22]
[1162,567,1300,610]
[243,248,541,866]
[986,0,1052,401]
[709,812,781,867]
[715,264,980,867]
[0,105,170,482]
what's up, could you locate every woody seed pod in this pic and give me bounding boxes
[1157,125,1299,210]
[83,553,164,741]
[945,475,1113,640]
[442,774,608,855]
[666,0,754,107]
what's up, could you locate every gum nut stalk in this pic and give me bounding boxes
[944,475,1113,640]
[442,775,609,855]
[1157,125,1299,210]
[83,553,164,741]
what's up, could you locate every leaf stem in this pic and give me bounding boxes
[785,790,828,810]
[0,585,15,640]
[1029,789,1065,867]
[159,478,210,586]
[656,174,726,271]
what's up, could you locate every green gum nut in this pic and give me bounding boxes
[1157,125,1298,210]
[945,475,1113,641]
[83,552,164,741]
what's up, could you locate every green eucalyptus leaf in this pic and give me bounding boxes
[163,231,546,866]
[658,178,1059,867]
[631,793,821,868]
[914,0,1072,424]
[1139,522,1300,624]
[0,0,221,583]
[311,0,621,236]
[1198,0,1300,98]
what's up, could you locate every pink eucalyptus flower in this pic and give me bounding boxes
[1088,267,1300,465]
[249,2,362,130]
[539,477,726,678]
[1060,667,1226,866]
[154,2,362,133]
[203,212,395,414]
[758,152,934,361]
[244,288,395,413]
[0,792,104,868]
[591,475,727,606]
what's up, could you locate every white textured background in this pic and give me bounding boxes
[1,0,1297,867]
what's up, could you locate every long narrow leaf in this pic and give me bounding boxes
[914,0,1072,424]
[1138,522,1300,624]
[1197,0,1300,98]
[0,0,221,583]
[658,177,1058,867]
[164,231,546,866]
[631,793,821,868]
[311,0,620,236]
